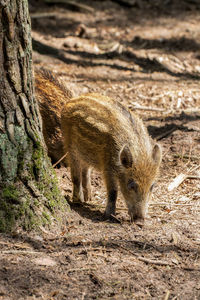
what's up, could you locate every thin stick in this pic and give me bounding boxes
[187,175,200,179]
[110,214,122,223]
[164,290,170,300]
[81,292,86,300]
[183,267,200,271]
[52,152,68,168]
[44,0,94,13]
[0,241,12,246]
[111,242,173,266]
[129,103,165,112]
[86,247,112,252]
[188,164,200,174]
[137,256,173,266]
[0,250,41,255]
[163,203,198,206]
[67,267,96,273]
[30,12,57,19]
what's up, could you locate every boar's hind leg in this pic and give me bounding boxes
[104,172,118,218]
[69,155,84,203]
[82,167,91,202]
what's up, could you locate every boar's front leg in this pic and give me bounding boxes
[104,171,118,218]
[69,154,84,203]
[82,167,91,202]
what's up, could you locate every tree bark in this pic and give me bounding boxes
[0,0,68,232]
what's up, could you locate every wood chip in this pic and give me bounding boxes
[168,173,187,191]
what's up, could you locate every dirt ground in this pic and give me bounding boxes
[0,0,200,299]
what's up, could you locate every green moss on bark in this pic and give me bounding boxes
[2,185,20,202]
[0,138,69,233]
[31,142,67,213]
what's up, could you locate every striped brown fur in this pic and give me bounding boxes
[35,68,73,163]
[61,93,162,224]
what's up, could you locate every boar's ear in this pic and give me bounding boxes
[152,144,162,165]
[120,145,133,168]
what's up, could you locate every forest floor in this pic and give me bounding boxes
[0,0,200,299]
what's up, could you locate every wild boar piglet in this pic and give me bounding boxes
[61,93,162,224]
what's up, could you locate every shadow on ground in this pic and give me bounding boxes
[33,39,200,80]
[66,199,107,223]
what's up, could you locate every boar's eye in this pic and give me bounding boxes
[128,179,138,192]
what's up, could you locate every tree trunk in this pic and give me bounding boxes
[0,0,68,232]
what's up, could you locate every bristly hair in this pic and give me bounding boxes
[132,150,161,192]
[35,67,73,99]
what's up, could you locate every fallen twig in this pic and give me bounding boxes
[165,203,199,206]
[44,0,94,12]
[137,256,173,266]
[111,242,173,266]
[188,164,200,174]
[129,103,165,112]
[187,175,200,179]
[110,214,122,223]
[164,290,170,300]
[52,151,68,168]
[67,267,96,273]
[30,12,57,19]
[86,247,112,252]
[168,173,187,192]
[0,241,12,246]
[182,266,200,271]
[0,250,41,255]
[168,165,200,191]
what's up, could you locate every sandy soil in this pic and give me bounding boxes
[0,1,200,299]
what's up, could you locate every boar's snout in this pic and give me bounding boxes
[128,201,147,226]
[130,212,145,226]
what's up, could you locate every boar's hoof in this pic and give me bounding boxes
[72,195,84,204]
[103,212,120,223]
[83,190,92,202]
[134,217,145,227]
